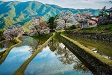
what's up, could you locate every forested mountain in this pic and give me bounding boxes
[0,1,100,30]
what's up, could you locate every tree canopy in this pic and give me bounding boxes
[48,17,56,30]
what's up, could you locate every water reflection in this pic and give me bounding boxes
[25,37,92,75]
[0,40,16,52]
[0,40,17,64]
[19,36,48,54]
[73,60,90,74]
[0,46,32,75]
[0,36,48,75]
[0,50,5,59]
[49,38,91,74]
[65,34,112,60]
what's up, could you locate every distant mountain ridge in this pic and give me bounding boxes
[0,1,100,30]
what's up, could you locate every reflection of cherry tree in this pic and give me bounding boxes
[29,38,48,54]
[3,41,15,48]
[48,38,57,52]
[49,38,75,64]
[0,40,16,48]
[29,42,41,54]
[73,60,89,73]
[56,46,75,65]
[49,37,90,73]
[3,25,24,40]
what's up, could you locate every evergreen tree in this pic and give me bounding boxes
[48,17,56,30]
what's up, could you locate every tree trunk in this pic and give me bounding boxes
[34,26,40,35]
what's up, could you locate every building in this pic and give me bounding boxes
[80,16,98,28]
[87,16,99,27]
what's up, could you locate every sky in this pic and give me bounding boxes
[1,0,112,9]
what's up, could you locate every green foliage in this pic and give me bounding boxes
[0,29,4,41]
[0,1,59,30]
[48,17,56,30]
[23,21,31,32]
[66,25,77,30]
[3,17,15,30]
[32,34,52,39]
[0,29,3,36]
[16,14,25,22]
[8,5,16,18]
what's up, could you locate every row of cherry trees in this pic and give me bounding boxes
[3,17,50,40]
[54,10,92,30]
[3,11,91,40]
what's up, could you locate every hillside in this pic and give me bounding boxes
[0,1,100,30]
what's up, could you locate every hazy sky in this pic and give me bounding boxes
[1,0,112,9]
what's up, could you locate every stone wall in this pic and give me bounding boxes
[58,34,112,75]
[65,32,112,42]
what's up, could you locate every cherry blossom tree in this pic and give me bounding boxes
[55,10,92,30]
[29,17,50,36]
[74,11,92,22]
[54,19,65,30]
[54,10,77,30]
[73,11,92,28]
[3,25,24,40]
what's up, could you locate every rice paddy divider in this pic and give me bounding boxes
[0,37,22,64]
[14,33,55,75]
[60,33,112,67]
